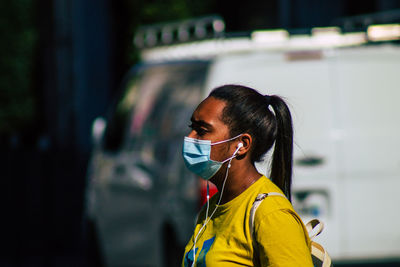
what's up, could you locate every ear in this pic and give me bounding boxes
[236,133,252,157]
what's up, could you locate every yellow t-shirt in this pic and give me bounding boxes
[182,176,313,267]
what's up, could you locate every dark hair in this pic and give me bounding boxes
[209,84,293,201]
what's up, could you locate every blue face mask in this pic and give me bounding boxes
[182,134,242,180]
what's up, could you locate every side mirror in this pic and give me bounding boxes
[91,117,107,147]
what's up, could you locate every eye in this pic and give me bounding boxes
[196,128,207,136]
[188,123,207,136]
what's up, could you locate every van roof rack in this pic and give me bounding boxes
[134,16,400,63]
[133,15,225,48]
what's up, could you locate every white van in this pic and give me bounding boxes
[87,17,400,266]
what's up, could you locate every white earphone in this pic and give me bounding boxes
[231,142,243,160]
[192,141,243,266]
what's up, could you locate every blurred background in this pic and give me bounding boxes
[1,0,400,266]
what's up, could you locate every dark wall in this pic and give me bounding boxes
[2,0,114,266]
[37,0,115,265]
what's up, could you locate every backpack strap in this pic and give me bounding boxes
[249,192,287,263]
[305,219,332,267]
[305,218,324,240]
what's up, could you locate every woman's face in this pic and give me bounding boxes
[187,97,234,162]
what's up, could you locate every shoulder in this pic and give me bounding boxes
[254,208,313,266]
[251,176,293,215]
[255,206,304,233]
[252,190,308,241]
[253,199,310,249]
[254,193,293,217]
[253,192,304,231]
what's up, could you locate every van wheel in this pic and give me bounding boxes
[162,224,183,267]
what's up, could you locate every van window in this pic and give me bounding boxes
[102,75,137,151]
[126,63,208,170]
[103,62,209,152]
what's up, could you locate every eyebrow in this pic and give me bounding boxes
[190,117,213,129]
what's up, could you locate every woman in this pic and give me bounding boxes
[181,84,313,266]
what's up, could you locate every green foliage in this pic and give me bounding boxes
[0,0,37,135]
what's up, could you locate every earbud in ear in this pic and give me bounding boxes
[232,142,243,158]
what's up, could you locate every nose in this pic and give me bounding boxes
[187,130,196,138]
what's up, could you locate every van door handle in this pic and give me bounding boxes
[295,156,324,167]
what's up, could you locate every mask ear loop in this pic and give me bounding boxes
[210,133,242,146]
[191,146,241,267]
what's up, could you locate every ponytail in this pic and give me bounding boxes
[269,95,293,202]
